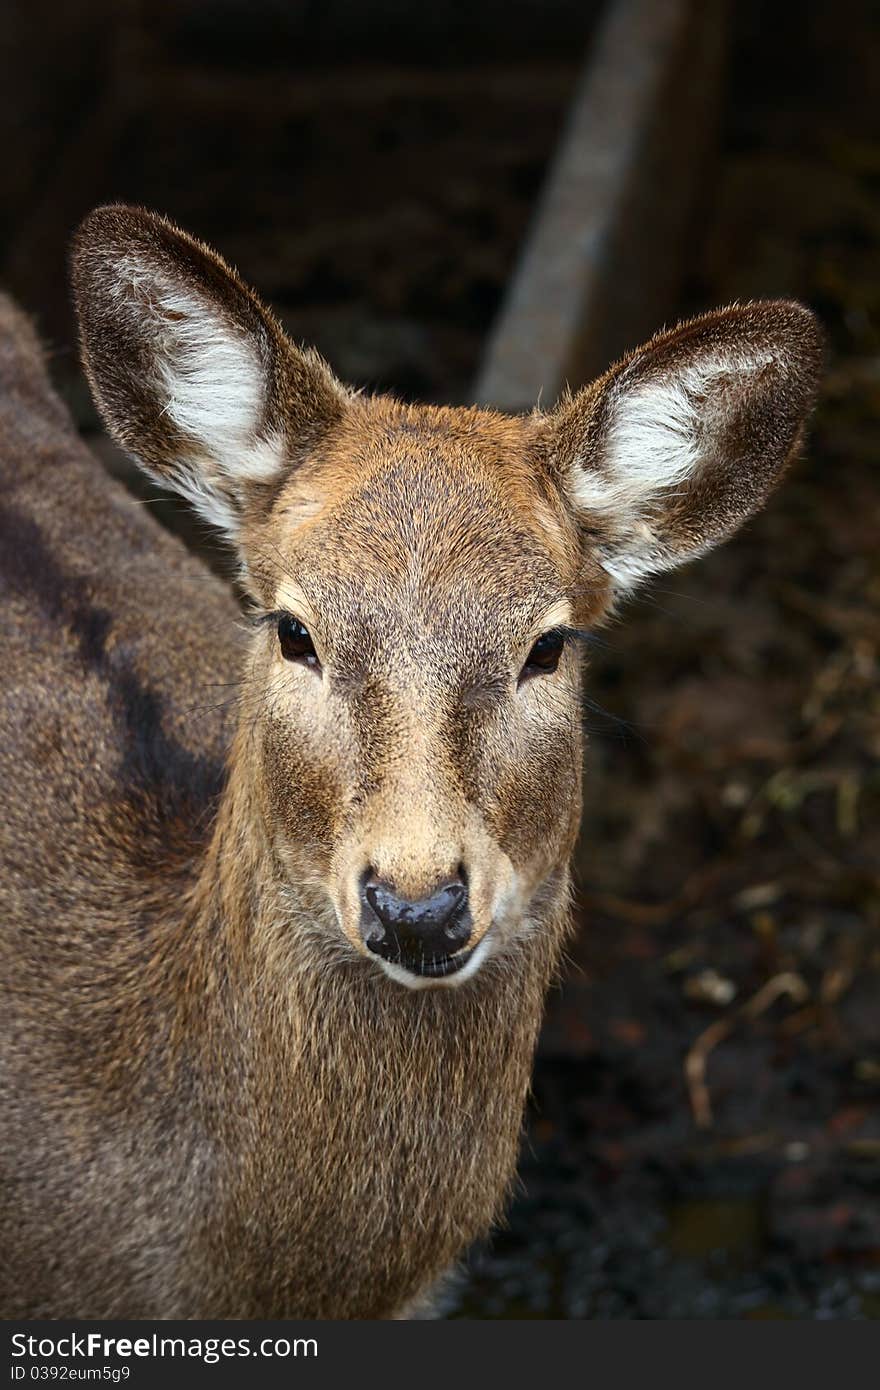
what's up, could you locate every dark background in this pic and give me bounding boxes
[2,0,878,1317]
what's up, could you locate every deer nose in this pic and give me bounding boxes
[360,869,472,975]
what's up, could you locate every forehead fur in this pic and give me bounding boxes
[246,396,590,622]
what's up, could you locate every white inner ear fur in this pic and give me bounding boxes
[115,257,285,533]
[569,349,775,588]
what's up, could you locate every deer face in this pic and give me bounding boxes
[73,206,822,988]
[242,402,591,986]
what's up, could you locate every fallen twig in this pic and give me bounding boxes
[686,972,811,1129]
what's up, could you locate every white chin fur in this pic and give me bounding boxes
[372,935,493,991]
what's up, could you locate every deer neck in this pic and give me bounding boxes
[180,729,569,1315]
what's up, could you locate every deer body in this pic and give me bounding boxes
[0,298,566,1318]
[0,306,560,1316]
[0,209,821,1318]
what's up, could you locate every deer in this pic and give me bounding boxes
[0,205,821,1319]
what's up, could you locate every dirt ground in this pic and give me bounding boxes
[446,0,880,1318]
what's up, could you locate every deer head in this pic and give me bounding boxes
[72,206,822,990]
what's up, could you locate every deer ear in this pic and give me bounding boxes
[71,205,347,539]
[547,301,823,592]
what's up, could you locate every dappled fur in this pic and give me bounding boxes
[0,209,822,1318]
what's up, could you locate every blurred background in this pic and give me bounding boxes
[2,0,878,1318]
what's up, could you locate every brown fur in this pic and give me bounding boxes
[0,208,822,1318]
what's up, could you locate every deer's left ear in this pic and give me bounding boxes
[546,301,823,592]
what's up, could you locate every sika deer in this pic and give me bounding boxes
[0,206,822,1318]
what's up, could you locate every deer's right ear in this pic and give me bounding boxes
[71,205,347,539]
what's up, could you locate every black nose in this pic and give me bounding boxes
[360,870,472,977]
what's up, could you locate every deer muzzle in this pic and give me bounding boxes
[359,869,475,978]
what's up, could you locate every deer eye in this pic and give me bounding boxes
[520,627,567,682]
[277,614,320,669]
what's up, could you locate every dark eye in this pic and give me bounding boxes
[520,627,566,682]
[277,614,320,670]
